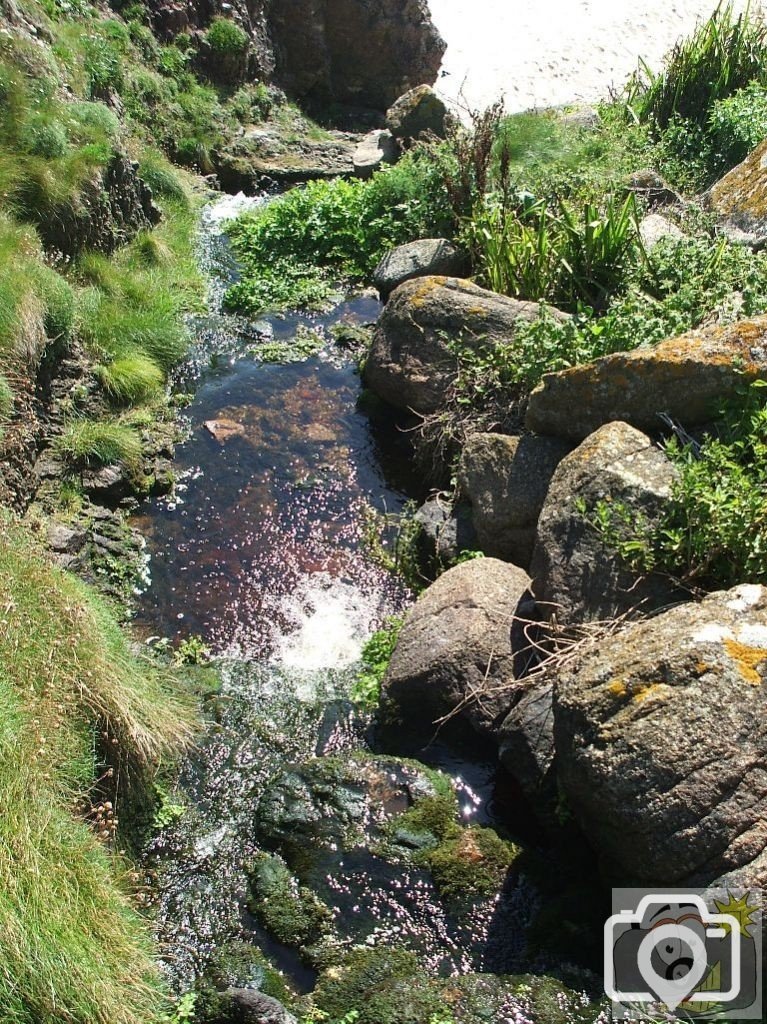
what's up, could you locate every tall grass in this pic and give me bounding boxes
[631,2,767,127]
[0,517,195,1024]
[468,193,640,312]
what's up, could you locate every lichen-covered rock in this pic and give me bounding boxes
[526,316,767,440]
[365,277,564,414]
[530,422,679,623]
[353,129,399,179]
[458,432,572,569]
[386,84,448,139]
[381,557,539,739]
[373,239,469,299]
[626,168,682,209]
[555,583,767,887]
[706,138,767,246]
[216,126,357,190]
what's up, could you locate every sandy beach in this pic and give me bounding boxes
[428,0,763,114]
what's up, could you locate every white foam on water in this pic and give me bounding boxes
[271,572,382,673]
[202,191,267,232]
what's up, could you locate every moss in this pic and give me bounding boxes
[197,939,293,1006]
[311,947,446,1024]
[419,826,519,905]
[247,853,331,949]
[387,791,461,848]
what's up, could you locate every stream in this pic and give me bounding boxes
[134,194,530,999]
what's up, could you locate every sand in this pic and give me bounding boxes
[427,0,763,114]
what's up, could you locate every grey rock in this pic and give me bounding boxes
[458,432,572,569]
[219,988,297,1024]
[559,105,601,130]
[525,315,767,440]
[498,677,556,803]
[626,168,683,209]
[414,495,477,570]
[530,422,680,623]
[353,129,399,179]
[638,212,685,252]
[373,238,469,299]
[381,557,540,740]
[386,84,449,139]
[47,521,86,554]
[81,464,128,501]
[554,583,767,887]
[365,276,566,414]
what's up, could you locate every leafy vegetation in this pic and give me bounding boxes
[589,382,767,588]
[224,154,453,314]
[352,618,403,705]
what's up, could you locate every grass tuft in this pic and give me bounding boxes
[54,419,143,470]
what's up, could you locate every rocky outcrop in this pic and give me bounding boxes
[381,557,539,739]
[365,277,564,414]
[373,239,469,299]
[530,422,679,623]
[458,432,572,569]
[216,126,357,190]
[555,583,767,887]
[146,0,445,111]
[525,316,767,440]
[386,84,448,140]
[37,153,160,259]
[353,129,399,179]
[706,138,767,246]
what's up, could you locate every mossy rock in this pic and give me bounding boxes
[310,947,446,1024]
[247,852,332,949]
[196,939,294,1011]
[419,826,519,908]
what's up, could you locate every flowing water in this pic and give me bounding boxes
[135,195,529,996]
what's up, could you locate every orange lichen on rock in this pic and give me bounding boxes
[723,638,767,686]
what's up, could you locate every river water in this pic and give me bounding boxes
[135,196,517,995]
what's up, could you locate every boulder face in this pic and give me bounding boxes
[530,421,679,623]
[385,84,448,139]
[373,239,469,299]
[365,277,563,414]
[381,557,539,740]
[458,432,572,569]
[706,138,767,246]
[525,316,767,441]
[554,583,767,887]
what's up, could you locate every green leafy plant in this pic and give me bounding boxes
[352,618,403,706]
[204,17,249,61]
